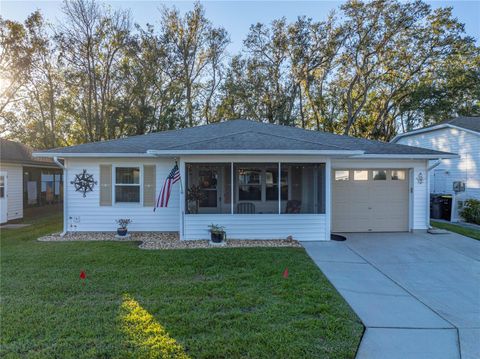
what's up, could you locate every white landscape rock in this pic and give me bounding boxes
[37,232,301,250]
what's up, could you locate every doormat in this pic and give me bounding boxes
[427,228,449,234]
[331,234,347,241]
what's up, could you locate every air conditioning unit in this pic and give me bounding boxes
[453,181,465,193]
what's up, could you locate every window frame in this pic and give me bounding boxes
[391,170,406,181]
[113,165,143,205]
[237,166,263,202]
[334,170,350,181]
[353,170,369,181]
[372,169,387,181]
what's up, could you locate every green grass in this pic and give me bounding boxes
[1,214,363,358]
[431,220,480,241]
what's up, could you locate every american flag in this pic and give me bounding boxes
[155,163,180,209]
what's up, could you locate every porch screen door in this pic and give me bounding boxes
[198,166,221,213]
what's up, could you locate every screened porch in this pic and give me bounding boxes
[185,162,326,215]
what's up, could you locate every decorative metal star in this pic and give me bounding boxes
[71,169,97,197]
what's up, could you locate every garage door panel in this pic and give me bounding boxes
[333,219,371,232]
[332,169,409,233]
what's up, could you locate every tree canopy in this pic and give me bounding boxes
[1,0,478,148]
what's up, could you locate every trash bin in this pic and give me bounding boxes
[430,195,443,219]
[440,195,452,221]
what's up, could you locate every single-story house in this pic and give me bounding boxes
[391,116,479,222]
[33,120,457,241]
[0,139,63,223]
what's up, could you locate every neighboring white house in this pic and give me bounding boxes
[0,139,62,223]
[392,117,480,222]
[33,120,456,240]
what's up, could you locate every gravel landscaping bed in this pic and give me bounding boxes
[38,232,301,249]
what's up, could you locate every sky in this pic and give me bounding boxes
[1,0,479,54]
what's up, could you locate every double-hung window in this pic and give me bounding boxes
[238,167,262,201]
[115,167,140,203]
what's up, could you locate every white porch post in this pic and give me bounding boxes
[53,156,68,235]
[278,162,281,214]
[325,158,332,240]
[230,162,234,214]
[64,164,68,234]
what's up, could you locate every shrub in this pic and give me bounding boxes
[116,218,132,229]
[460,199,480,225]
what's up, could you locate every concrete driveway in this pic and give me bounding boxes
[302,232,480,359]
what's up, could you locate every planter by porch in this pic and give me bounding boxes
[117,228,128,237]
[210,232,225,243]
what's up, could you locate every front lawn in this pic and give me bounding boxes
[1,214,363,358]
[431,220,480,241]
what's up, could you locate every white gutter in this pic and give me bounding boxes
[33,150,458,160]
[146,149,366,156]
[33,152,155,158]
[53,156,68,236]
[352,153,459,159]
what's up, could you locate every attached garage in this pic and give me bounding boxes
[332,169,410,232]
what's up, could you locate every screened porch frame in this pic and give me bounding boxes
[184,161,326,215]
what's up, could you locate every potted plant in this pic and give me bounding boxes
[116,218,132,237]
[187,185,206,214]
[208,224,226,243]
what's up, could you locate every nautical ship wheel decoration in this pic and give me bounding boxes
[71,169,97,197]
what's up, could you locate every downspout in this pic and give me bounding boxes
[53,156,67,236]
[426,159,442,229]
[428,160,442,172]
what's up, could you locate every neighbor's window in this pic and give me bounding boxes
[335,170,349,181]
[353,170,368,181]
[115,167,140,203]
[391,170,406,180]
[0,176,4,198]
[373,170,387,180]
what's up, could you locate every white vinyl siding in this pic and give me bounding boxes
[412,164,429,229]
[63,155,431,237]
[397,127,480,221]
[0,163,23,221]
[65,158,179,232]
[184,214,327,241]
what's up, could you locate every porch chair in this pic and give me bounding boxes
[237,202,256,214]
[285,200,302,214]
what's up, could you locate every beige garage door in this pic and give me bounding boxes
[332,169,409,232]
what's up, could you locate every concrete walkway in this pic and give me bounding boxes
[302,232,480,359]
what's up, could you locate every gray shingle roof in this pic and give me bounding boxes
[37,119,455,157]
[1,139,59,167]
[442,116,480,133]
[393,117,480,142]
